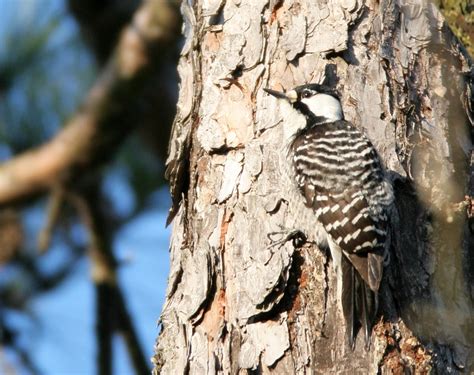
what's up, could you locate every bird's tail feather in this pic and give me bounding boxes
[341,255,378,350]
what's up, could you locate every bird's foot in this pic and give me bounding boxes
[267,229,307,249]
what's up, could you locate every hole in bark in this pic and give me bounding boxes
[250,251,305,323]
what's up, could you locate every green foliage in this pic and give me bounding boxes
[434,0,474,57]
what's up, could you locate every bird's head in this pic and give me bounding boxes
[264,84,343,124]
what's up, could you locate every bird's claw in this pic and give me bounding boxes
[267,229,307,249]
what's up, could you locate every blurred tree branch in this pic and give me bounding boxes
[0,0,180,207]
[68,0,141,65]
[70,184,149,375]
[0,210,22,264]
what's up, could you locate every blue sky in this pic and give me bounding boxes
[29,201,170,374]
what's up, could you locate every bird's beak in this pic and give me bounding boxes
[264,88,298,103]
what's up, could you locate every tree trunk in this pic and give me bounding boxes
[155,0,473,373]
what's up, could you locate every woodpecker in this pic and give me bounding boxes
[264,84,394,348]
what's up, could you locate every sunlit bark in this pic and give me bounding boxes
[157,0,473,373]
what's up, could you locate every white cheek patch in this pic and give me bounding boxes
[302,94,343,122]
[283,104,306,141]
[280,101,307,141]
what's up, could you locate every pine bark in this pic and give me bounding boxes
[155,0,474,373]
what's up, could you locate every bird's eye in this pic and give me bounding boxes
[301,91,312,99]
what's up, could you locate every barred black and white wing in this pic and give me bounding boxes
[291,120,393,347]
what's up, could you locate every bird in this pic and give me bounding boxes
[264,83,394,349]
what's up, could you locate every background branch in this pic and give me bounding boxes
[0,0,180,207]
[70,183,149,375]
